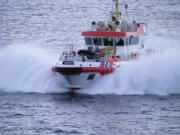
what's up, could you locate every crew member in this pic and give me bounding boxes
[108,57,114,62]
[114,56,119,62]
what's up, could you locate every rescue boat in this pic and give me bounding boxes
[52,0,147,90]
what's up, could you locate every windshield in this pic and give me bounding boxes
[103,37,113,46]
[93,37,102,46]
[129,37,139,45]
[85,37,93,45]
[115,38,124,46]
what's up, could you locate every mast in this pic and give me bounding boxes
[114,0,121,20]
[111,0,122,32]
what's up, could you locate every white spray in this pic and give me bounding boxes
[81,35,180,95]
[0,35,180,95]
[0,45,67,93]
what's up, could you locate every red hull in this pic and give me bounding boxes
[52,66,115,76]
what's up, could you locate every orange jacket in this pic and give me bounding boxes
[108,57,114,62]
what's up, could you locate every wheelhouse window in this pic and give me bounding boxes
[115,37,124,46]
[129,36,139,45]
[103,37,113,46]
[93,37,102,46]
[85,37,93,45]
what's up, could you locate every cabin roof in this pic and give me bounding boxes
[81,31,146,37]
[82,31,126,37]
[81,24,147,37]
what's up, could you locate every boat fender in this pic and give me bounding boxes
[72,51,76,56]
[52,67,56,72]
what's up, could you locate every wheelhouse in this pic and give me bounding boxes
[81,22,146,49]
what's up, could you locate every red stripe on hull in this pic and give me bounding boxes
[82,67,114,76]
[52,66,115,76]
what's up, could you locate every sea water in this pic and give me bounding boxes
[0,0,180,134]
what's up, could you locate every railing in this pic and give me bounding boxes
[59,51,132,63]
[90,21,142,32]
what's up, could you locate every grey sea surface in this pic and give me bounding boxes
[0,0,180,134]
[0,93,180,135]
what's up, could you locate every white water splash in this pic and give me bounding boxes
[0,35,180,95]
[0,45,67,93]
[81,35,180,95]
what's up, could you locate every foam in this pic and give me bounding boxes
[0,45,67,93]
[81,35,180,95]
